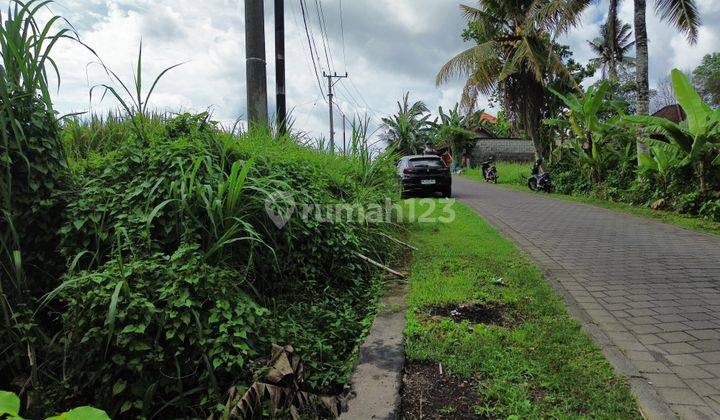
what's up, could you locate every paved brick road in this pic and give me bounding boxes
[454,177,720,420]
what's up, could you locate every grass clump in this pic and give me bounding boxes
[403,200,640,418]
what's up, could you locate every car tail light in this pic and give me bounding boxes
[403,167,415,174]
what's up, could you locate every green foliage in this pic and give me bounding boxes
[625,69,720,190]
[44,112,400,417]
[58,245,267,417]
[700,200,720,222]
[46,406,110,420]
[587,17,635,80]
[0,390,20,417]
[438,1,592,157]
[693,52,720,107]
[544,68,720,221]
[91,40,184,139]
[1,391,109,420]
[0,0,73,396]
[431,105,477,159]
[549,81,635,183]
[381,92,432,155]
[0,6,400,414]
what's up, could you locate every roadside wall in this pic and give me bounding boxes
[471,138,535,165]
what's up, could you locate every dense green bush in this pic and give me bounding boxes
[57,245,267,417]
[0,4,73,409]
[547,70,720,218]
[1,3,399,417]
[47,112,400,417]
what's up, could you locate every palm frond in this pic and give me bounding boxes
[655,0,700,44]
[436,41,499,86]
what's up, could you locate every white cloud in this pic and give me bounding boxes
[6,0,720,143]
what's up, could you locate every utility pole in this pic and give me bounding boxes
[323,71,348,153]
[342,114,346,155]
[245,0,268,126]
[274,0,286,134]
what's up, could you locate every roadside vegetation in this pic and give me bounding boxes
[401,200,640,418]
[1,2,400,418]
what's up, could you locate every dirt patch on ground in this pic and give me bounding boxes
[400,360,487,419]
[424,302,515,327]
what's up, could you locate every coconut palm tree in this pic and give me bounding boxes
[588,18,635,80]
[381,93,432,155]
[436,0,592,159]
[606,0,700,161]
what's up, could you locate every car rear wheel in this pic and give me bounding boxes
[442,185,452,198]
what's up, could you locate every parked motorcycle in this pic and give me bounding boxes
[480,156,498,184]
[528,159,553,192]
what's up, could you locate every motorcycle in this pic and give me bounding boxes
[528,159,553,192]
[480,157,498,184]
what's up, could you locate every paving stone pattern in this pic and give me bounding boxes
[454,177,720,420]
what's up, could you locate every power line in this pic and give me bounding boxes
[339,0,347,71]
[314,0,334,71]
[299,0,325,98]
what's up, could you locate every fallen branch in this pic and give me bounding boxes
[377,232,418,251]
[354,252,405,278]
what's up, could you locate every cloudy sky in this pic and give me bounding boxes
[19,0,720,142]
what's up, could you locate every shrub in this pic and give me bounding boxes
[673,192,702,215]
[0,1,72,401]
[52,113,400,417]
[57,245,267,418]
[700,200,720,221]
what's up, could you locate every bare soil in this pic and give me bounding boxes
[400,360,487,419]
[424,302,515,327]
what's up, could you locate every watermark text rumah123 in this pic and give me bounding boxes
[264,192,456,229]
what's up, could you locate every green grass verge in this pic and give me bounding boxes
[464,161,528,187]
[404,199,640,418]
[463,162,720,236]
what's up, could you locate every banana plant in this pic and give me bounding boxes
[625,69,720,191]
[548,81,615,182]
[432,104,476,162]
[637,138,685,189]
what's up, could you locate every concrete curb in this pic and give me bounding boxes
[342,282,408,419]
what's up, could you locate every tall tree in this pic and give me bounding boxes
[381,93,432,155]
[692,52,720,107]
[588,18,635,80]
[608,0,620,80]
[614,0,700,160]
[437,0,591,159]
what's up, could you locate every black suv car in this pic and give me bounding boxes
[397,155,452,198]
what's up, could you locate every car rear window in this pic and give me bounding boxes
[409,158,445,168]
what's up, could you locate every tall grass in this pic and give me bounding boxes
[0,0,75,403]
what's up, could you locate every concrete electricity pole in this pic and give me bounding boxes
[274,0,286,134]
[245,0,268,126]
[323,71,348,153]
